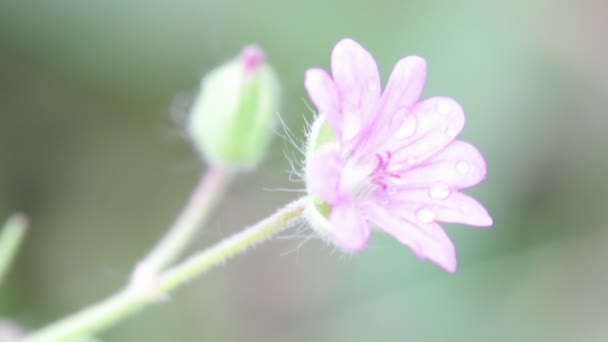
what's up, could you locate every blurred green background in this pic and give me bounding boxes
[1,0,608,341]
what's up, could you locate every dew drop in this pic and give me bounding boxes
[390,109,407,129]
[429,182,450,200]
[437,99,451,115]
[395,115,417,139]
[456,161,470,174]
[446,126,459,138]
[416,208,436,223]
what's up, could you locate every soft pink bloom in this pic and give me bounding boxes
[304,38,492,272]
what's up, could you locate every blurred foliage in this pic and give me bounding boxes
[1,0,607,341]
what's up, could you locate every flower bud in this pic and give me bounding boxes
[188,45,280,169]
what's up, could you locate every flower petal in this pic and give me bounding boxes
[390,190,493,227]
[353,56,426,156]
[378,55,427,116]
[306,145,343,204]
[329,201,371,252]
[305,68,341,135]
[389,97,465,166]
[411,221,456,272]
[433,192,493,226]
[331,38,381,140]
[396,140,487,189]
[363,202,457,272]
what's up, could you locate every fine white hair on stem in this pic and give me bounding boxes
[282,148,304,183]
[300,98,317,124]
[271,103,335,257]
[275,221,310,240]
[272,110,313,186]
[328,245,341,257]
[279,234,317,257]
[274,105,369,260]
[274,111,306,156]
[278,222,318,257]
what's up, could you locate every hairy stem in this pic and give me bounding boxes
[137,167,233,276]
[22,197,307,342]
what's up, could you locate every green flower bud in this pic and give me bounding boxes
[188,45,280,169]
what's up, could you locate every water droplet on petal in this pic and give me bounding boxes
[395,115,417,139]
[416,208,436,223]
[456,161,470,174]
[446,126,459,138]
[437,99,451,115]
[429,182,450,200]
[390,109,407,130]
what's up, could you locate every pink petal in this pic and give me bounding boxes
[378,55,427,117]
[411,221,456,272]
[433,192,493,226]
[329,201,371,252]
[363,202,457,272]
[354,56,426,156]
[331,39,381,140]
[306,146,343,204]
[389,97,466,166]
[391,190,493,227]
[396,140,487,189]
[305,68,341,136]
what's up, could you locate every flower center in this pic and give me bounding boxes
[341,149,402,201]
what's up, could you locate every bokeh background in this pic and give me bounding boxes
[1,0,608,341]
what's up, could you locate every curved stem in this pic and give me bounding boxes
[22,197,307,342]
[138,167,233,275]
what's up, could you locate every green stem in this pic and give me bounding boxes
[137,167,232,275]
[22,197,307,342]
[0,213,28,286]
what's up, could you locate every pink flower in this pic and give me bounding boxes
[304,39,492,272]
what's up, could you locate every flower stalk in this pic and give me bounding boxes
[22,197,307,342]
[135,166,233,277]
